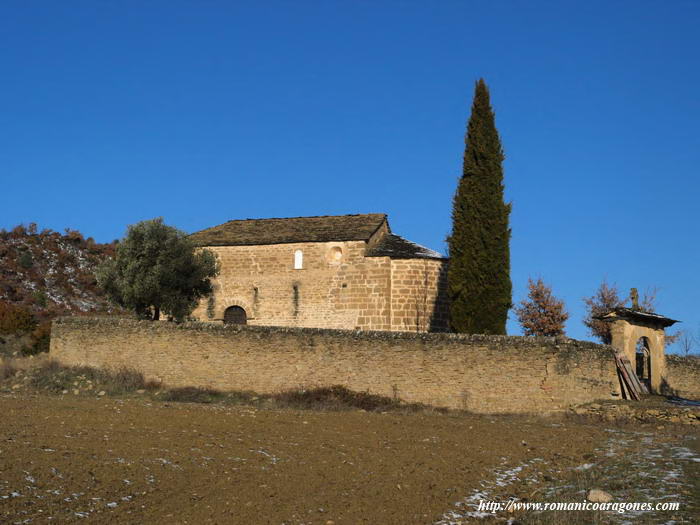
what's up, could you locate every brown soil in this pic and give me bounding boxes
[1,394,697,524]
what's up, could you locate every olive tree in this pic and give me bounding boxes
[97,218,219,321]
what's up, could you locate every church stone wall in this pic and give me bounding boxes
[389,259,449,332]
[191,240,447,332]
[191,240,393,330]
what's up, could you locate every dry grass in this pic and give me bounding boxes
[270,384,444,412]
[161,384,446,413]
[0,358,17,380]
[516,432,698,524]
[161,386,229,403]
[28,359,160,395]
[4,361,445,414]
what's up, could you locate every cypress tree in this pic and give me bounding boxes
[448,79,512,334]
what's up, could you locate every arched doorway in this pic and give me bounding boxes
[224,306,247,325]
[597,306,679,394]
[635,337,652,390]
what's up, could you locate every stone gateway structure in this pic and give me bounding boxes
[596,308,679,394]
[189,214,449,332]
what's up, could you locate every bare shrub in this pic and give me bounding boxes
[162,386,225,404]
[29,360,154,395]
[676,330,695,356]
[0,359,18,380]
[583,280,624,344]
[0,301,36,335]
[21,321,51,356]
[514,278,568,337]
[271,385,441,413]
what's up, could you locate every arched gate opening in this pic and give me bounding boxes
[224,306,247,325]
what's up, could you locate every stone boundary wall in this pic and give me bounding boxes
[50,317,628,414]
[666,355,700,399]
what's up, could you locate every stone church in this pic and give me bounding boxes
[189,213,449,332]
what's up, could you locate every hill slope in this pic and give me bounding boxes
[0,224,118,355]
[0,224,116,316]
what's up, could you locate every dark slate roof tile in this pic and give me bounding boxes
[594,307,680,327]
[190,213,387,246]
[366,234,445,260]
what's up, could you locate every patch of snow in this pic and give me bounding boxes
[254,448,281,464]
[670,446,700,462]
[435,458,542,523]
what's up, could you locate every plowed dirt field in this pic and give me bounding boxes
[1,394,697,524]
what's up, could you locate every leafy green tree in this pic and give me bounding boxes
[448,79,512,334]
[96,218,219,321]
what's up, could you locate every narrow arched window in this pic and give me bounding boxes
[294,249,303,269]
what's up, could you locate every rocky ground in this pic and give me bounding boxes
[571,398,700,426]
[0,363,698,524]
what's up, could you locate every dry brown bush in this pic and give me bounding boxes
[514,278,568,337]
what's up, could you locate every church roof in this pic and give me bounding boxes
[190,213,388,246]
[366,234,445,260]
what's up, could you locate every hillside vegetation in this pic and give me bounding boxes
[0,223,119,355]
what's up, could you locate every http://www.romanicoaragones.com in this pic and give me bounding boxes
[477,499,680,514]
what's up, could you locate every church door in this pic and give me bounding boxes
[224,306,247,325]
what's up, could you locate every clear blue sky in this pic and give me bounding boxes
[2,1,698,347]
